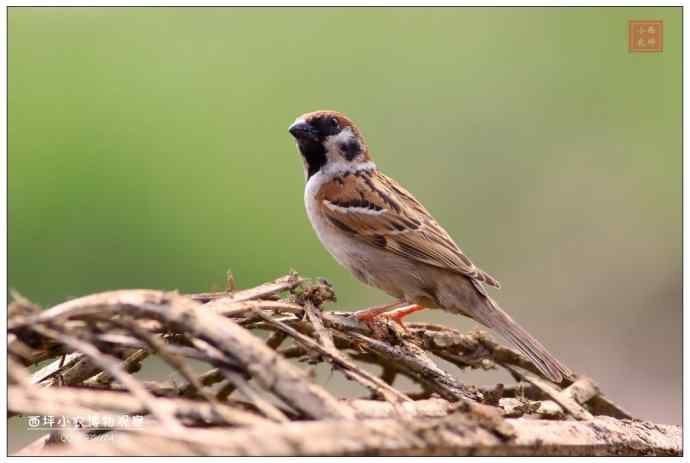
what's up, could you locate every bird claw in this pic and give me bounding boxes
[354,304,427,334]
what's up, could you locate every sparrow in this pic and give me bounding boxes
[288,110,571,383]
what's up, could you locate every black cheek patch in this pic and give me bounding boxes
[338,140,361,161]
[298,139,327,179]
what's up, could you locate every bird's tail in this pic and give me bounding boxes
[470,296,572,383]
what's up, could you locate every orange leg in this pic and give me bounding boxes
[355,303,428,332]
[353,300,406,321]
[377,305,428,331]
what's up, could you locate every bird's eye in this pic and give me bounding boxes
[330,118,340,130]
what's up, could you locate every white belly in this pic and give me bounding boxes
[304,172,362,270]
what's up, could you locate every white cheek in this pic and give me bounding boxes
[323,128,355,158]
[320,127,376,176]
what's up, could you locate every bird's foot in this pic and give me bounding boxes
[355,303,427,333]
[352,300,406,321]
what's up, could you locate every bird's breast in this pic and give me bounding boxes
[304,175,360,269]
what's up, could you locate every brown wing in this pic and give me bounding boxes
[316,170,500,289]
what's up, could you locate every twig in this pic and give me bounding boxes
[9,386,270,429]
[131,298,355,420]
[107,318,220,407]
[21,414,680,456]
[85,349,148,387]
[189,273,303,303]
[303,301,337,352]
[31,325,182,431]
[332,326,482,402]
[252,309,412,404]
[221,370,290,423]
[504,365,593,420]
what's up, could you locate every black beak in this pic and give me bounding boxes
[288,121,319,141]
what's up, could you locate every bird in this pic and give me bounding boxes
[288,110,572,383]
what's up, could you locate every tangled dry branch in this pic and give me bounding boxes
[8,273,681,456]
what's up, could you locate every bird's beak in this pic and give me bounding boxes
[288,120,319,141]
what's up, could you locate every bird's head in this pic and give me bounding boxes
[288,110,372,179]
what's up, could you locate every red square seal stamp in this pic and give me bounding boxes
[628,20,663,52]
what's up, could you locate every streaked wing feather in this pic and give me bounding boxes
[317,170,500,288]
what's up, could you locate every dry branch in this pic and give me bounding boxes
[17,414,680,457]
[8,273,680,456]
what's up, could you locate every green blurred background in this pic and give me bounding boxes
[9,6,681,449]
